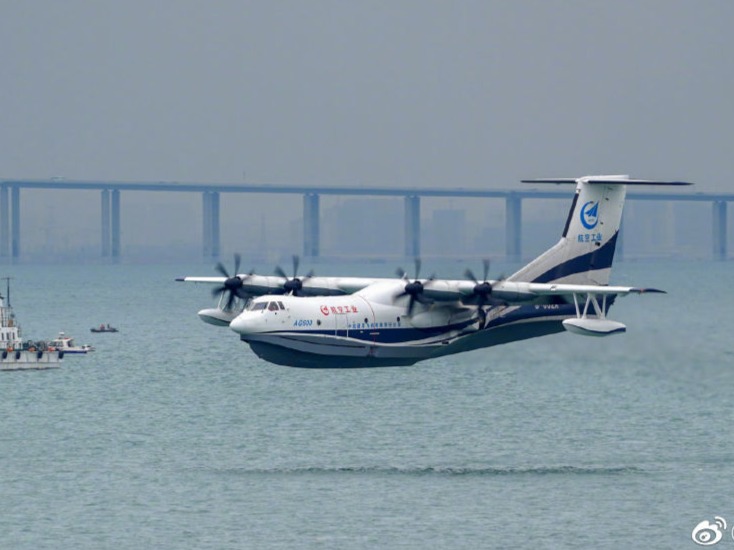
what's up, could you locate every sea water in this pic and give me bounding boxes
[0,260,732,549]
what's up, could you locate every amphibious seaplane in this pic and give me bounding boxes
[177,175,692,368]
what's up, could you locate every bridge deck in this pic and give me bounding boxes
[0,179,729,261]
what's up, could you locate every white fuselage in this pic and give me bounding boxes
[228,281,575,367]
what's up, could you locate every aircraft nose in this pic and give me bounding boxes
[229,313,255,335]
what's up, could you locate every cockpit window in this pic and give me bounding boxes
[248,302,267,311]
[277,301,285,310]
[268,302,279,311]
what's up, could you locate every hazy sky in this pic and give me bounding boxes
[2,1,733,193]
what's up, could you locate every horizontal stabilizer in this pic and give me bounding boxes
[522,176,693,186]
[588,179,693,186]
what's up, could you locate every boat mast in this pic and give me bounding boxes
[3,277,10,308]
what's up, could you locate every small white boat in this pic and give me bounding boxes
[48,332,95,354]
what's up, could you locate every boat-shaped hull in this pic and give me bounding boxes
[48,333,94,354]
[241,307,574,368]
[1,349,63,371]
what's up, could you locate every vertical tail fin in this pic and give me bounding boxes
[507,175,692,285]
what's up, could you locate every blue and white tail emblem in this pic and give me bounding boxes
[580,201,599,229]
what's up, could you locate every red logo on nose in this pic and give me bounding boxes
[320,305,330,316]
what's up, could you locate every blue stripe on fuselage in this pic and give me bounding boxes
[261,318,475,344]
[252,304,581,345]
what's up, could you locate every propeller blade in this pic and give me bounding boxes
[394,257,436,316]
[463,259,506,308]
[415,293,434,306]
[486,296,508,307]
[215,262,229,278]
[273,257,314,295]
[212,285,226,298]
[210,254,247,310]
[235,287,250,299]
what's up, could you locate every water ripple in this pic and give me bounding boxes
[202,464,645,477]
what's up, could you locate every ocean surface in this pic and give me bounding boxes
[1,259,732,549]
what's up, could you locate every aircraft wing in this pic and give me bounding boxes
[176,273,386,296]
[422,280,665,303]
[524,282,665,296]
[176,276,227,283]
[335,277,392,294]
[177,274,663,303]
[439,281,666,304]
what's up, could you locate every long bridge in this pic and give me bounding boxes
[0,178,730,261]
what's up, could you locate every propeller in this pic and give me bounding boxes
[464,259,506,309]
[212,253,253,310]
[395,258,435,315]
[274,255,314,296]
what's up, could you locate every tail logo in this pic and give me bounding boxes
[580,201,599,230]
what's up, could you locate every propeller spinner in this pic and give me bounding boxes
[274,255,314,296]
[396,258,435,315]
[464,259,506,308]
[211,254,253,310]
